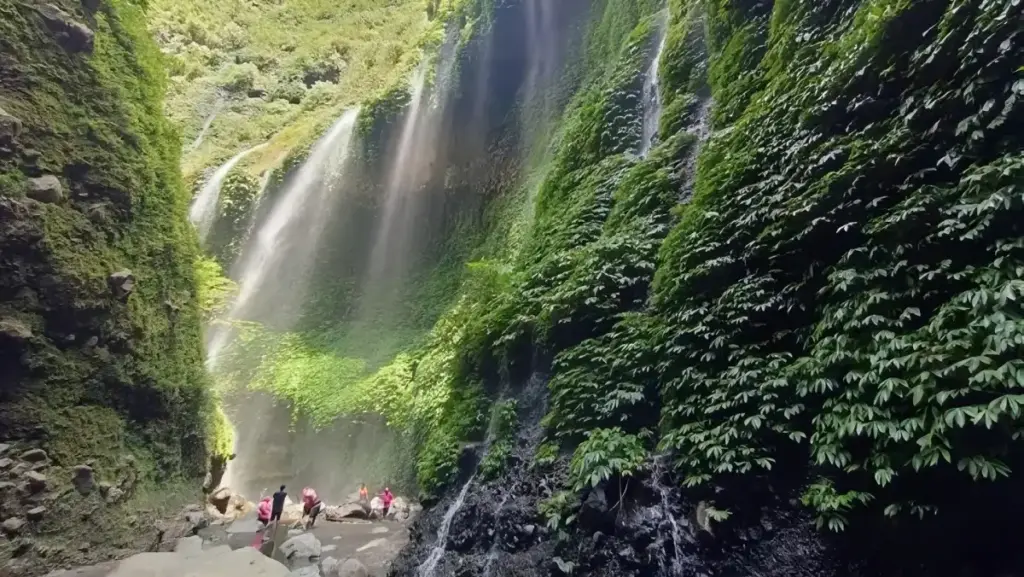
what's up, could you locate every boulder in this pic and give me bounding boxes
[0,457,13,470]
[208,487,231,514]
[27,506,46,521]
[288,568,319,577]
[278,533,321,560]
[106,486,125,504]
[336,558,368,577]
[0,106,22,143]
[26,175,63,203]
[37,4,95,53]
[0,319,32,343]
[324,502,368,522]
[72,464,94,495]
[320,558,339,576]
[24,470,47,492]
[2,517,26,534]
[184,510,208,532]
[388,496,412,520]
[108,270,136,299]
[0,443,10,456]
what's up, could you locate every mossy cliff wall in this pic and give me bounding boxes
[398,0,1024,572]
[0,0,222,572]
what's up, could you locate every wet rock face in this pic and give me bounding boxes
[389,463,849,577]
[388,372,853,577]
[36,4,95,54]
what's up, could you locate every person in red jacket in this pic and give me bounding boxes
[380,487,394,519]
[301,487,324,529]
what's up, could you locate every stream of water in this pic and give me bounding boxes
[189,142,266,243]
[206,108,359,368]
[640,12,669,157]
[417,475,477,577]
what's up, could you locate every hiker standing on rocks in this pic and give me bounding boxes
[257,496,272,527]
[359,483,369,503]
[302,487,324,529]
[271,485,287,524]
[380,487,394,519]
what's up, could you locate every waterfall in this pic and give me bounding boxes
[189,98,223,152]
[206,108,360,369]
[417,475,476,577]
[639,14,669,157]
[651,458,687,577]
[361,33,459,311]
[189,142,267,243]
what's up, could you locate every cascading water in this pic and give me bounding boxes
[206,108,360,367]
[639,12,669,157]
[210,109,361,496]
[189,142,266,243]
[361,31,460,310]
[189,97,223,152]
[417,475,477,577]
[650,457,688,577]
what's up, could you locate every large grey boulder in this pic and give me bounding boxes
[324,502,367,522]
[287,567,319,577]
[26,175,63,203]
[278,533,321,560]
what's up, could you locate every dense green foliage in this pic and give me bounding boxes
[186,0,1022,540]
[377,0,1024,534]
[0,0,227,569]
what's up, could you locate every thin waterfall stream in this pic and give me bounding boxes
[417,475,477,577]
[189,142,266,243]
[640,11,669,157]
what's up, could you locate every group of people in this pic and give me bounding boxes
[256,485,324,530]
[359,483,395,518]
[255,483,396,530]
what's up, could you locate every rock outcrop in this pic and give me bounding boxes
[25,175,63,203]
[36,4,94,54]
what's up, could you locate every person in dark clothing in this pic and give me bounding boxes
[271,485,287,523]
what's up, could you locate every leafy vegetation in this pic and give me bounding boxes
[149,0,432,181]
[568,427,646,492]
[368,0,1024,537]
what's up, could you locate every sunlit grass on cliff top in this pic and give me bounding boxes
[148,0,429,181]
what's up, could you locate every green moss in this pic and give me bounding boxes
[0,2,226,569]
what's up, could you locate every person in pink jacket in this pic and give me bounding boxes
[257,496,272,527]
[380,487,394,518]
[301,487,324,529]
